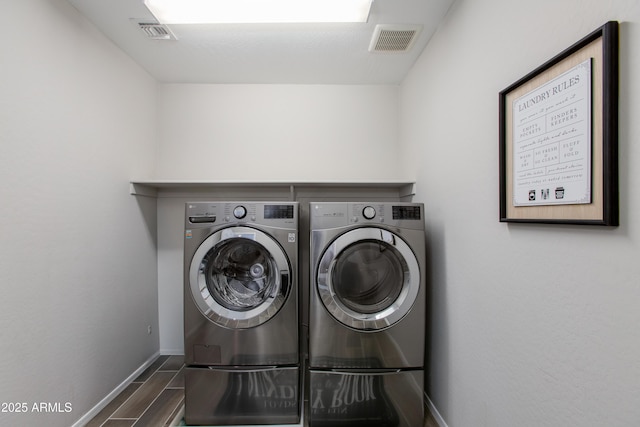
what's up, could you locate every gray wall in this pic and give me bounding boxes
[400,0,640,425]
[0,1,159,426]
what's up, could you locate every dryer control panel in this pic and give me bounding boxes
[311,202,424,230]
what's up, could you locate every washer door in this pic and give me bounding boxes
[189,226,290,329]
[317,227,420,331]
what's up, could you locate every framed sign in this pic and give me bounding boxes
[499,21,619,225]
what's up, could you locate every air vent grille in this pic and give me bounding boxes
[369,25,422,52]
[136,22,177,40]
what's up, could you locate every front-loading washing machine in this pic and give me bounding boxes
[184,201,300,425]
[308,202,426,427]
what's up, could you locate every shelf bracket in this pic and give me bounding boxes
[129,182,158,198]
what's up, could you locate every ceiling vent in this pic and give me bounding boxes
[369,24,422,52]
[134,21,177,40]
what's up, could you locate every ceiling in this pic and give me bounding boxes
[67,0,454,84]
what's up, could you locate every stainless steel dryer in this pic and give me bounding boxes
[184,201,300,426]
[308,202,426,427]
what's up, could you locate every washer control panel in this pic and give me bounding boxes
[186,202,297,227]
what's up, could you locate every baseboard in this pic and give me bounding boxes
[71,351,161,427]
[425,392,448,427]
[159,348,185,356]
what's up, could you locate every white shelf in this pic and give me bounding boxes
[129,179,416,199]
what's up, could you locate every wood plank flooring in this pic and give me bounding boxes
[85,355,184,427]
[86,355,439,427]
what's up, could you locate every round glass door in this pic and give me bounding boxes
[317,228,420,331]
[190,227,290,329]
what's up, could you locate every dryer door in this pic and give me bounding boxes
[189,226,290,329]
[317,227,420,331]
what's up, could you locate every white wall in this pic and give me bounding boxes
[156,84,401,181]
[400,1,640,426]
[0,1,159,426]
[154,84,403,352]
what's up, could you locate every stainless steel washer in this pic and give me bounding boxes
[184,202,299,425]
[308,202,426,427]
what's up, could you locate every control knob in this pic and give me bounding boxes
[233,205,247,219]
[362,206,376,220]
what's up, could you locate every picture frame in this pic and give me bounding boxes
[499,21,619,225]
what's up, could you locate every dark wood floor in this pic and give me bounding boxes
[85,355,185,427]
[86,355,439,427]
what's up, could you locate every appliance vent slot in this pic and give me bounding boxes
[369,25,422,52]
[136,22,177,40]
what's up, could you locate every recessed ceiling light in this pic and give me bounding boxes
[143,0,373,24]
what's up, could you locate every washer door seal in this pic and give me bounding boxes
[316,227,420,331]
[190,226,290,329]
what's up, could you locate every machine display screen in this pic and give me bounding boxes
[264,205,294,219]
[392,206,421,220]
